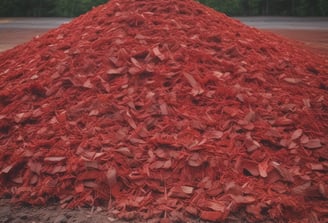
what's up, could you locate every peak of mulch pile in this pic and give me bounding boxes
[0,0,327,222]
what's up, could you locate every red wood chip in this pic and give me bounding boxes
[291,129,303,141]
[303,139,323,149]
[200,210,225,221]
[0,0,327,222]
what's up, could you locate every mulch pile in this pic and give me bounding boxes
[0,0,327,222]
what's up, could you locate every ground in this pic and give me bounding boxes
[262,29,328,56]
[0,17,327,223]
[0,199,113,223]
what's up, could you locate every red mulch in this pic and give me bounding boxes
[0,0,327,222]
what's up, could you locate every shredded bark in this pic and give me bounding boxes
[0,0,327,222]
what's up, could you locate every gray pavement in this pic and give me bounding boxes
[0,17,71,29]
[236,17,328,30]
[0,17,327,30]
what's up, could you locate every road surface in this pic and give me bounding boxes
[237,17,328,30]
[0,17,70,29]
[0,17,327,54]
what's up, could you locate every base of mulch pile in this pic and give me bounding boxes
[1,199,275,223]
[0,200,229,223]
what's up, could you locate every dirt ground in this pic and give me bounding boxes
[0,26,327,223]
[0,199,115,223]
[263,29,328,56]
[0,28,47,53]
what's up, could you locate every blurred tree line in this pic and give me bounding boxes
[0,0,327,17]
[0,0,108,17]
[199,0,328,16]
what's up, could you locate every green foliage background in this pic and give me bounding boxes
[0,0,327,17]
